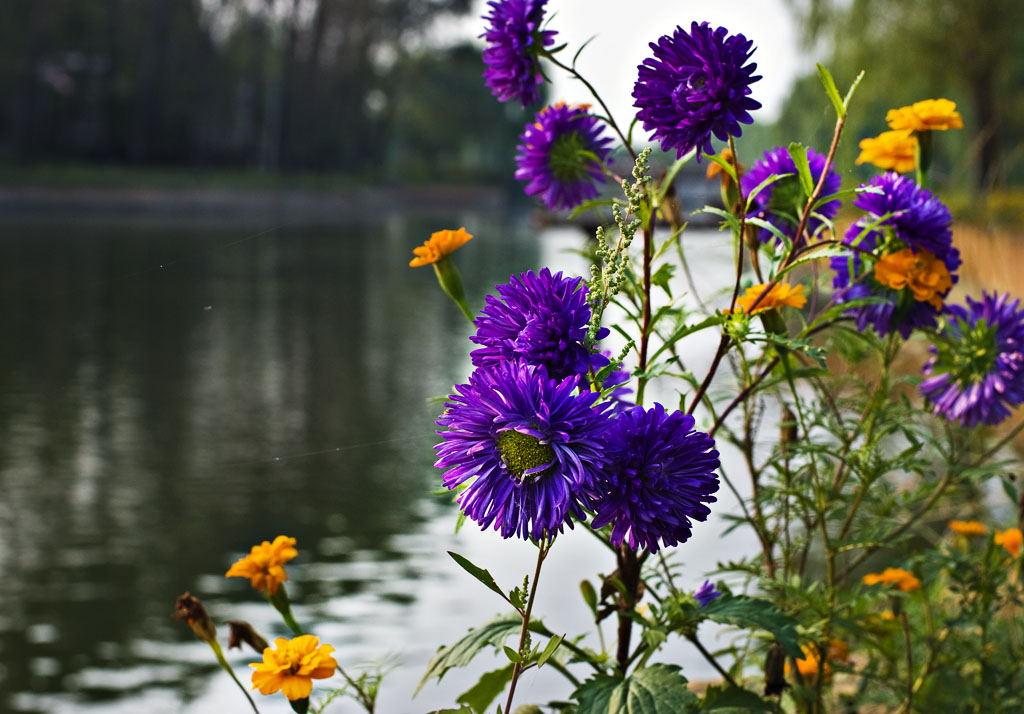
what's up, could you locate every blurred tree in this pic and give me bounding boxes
[784,0,1024,188]
[0,0,530,182]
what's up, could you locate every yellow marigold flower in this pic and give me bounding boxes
[862,566,921,592]
[855,129,918,173]
[886,98,964,132]
[949,519,988,537]
[995,527,1023,557]
[880,609,896,622]
[732,282,807,314]
[250,635,337,701]
[226,535,298,595]
[409,227,473,267]
[873,248,952,310]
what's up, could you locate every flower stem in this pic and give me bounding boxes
[503,538,551,714]
[209,639,262,714]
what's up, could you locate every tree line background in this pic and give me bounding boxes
[0,0,1020,190]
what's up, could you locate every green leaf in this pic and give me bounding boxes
[704,153,737,184]
[651,263,675,298]
[700,596,802,657]
[417,614,523,694]
[744,172,792,208]
[656,152,695,204]
[569,197,621,220]
[842,70,866,114]
[816,63,844,119]
[456,665,516,714]
[537,633,565,668]
[573,664,700,714]
[700,684,774,713]
[787,143,814,199]
[448,551,507,602]
[580,580,598,615]
[428,709,474,714]
[503,645,522,663]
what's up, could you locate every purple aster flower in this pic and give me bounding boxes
[829,174,960,337]
[590,403,719,553]
[435,362,611,540]
[694,580,722,607]
[852,173,955,257]
[471,268,609,381]
[515,103,614,212]
[741,146,841,244]
[633,22,761,161]
[481,0,556,106]
[921,293,1024,427]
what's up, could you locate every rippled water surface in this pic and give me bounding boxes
[0,211,745,714]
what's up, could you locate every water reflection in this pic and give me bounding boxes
[0,211,544,712]
[0,213,747,713]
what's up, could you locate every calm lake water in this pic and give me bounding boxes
[0,209,748,714]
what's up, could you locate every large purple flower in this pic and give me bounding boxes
[830,174,960,337]
[741,146,841,244]
[481,0,556,106]
[471,268,608,381]
[435,362,611,540]
[852,173,955,257]
[590,404,719,553]
[515,103,614,212]
[921,293,1024,427]
[633,22,761,161]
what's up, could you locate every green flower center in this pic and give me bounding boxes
[938,317,999,386]
[497,429,555,483]
[548,131,592,183]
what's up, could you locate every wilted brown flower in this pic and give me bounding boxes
[226,620,269,654]
[173,592,217,644]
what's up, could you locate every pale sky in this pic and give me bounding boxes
[442,0,807,126]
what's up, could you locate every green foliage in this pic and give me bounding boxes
[572,665,700,714]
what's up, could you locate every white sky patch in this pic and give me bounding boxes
[434,0,808,125]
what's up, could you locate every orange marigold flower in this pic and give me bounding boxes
[226,535,298,595]
[732,282,807,314]
[873,248,953,310]
[706,148,744,184]
[886,98,963,132]
[786,642,844,682]
[250,635,337,701]
[855,129,918,173]
[995,527,1023,557]
[862,566,921,592]
[409,227,473,267]
[949,519,988,537]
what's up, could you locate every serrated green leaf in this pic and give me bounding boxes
[456,665,516,714]
[538,633,565,668]
[448,551,507,601]
[417,614,522,694]
[816,63,844,119]
[787,143,814,199]
[700,596,802,657]
[572,664,700,714]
